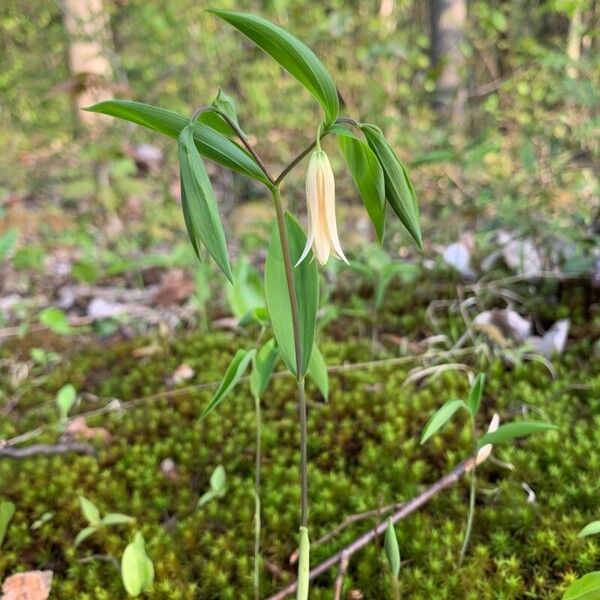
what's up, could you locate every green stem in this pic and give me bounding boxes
[253,392,262,600]
[271,186,308,528]
[459,420,477,565]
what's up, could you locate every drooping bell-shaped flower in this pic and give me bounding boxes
[297,149,348,266]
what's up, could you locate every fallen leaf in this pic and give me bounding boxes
[132,344,162,358]
[526,319,570,357]
[1,570,53,600]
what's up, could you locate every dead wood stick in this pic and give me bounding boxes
[266,459,472,600]
[0,442,95,459]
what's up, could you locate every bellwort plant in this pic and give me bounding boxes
[87,9,422,597]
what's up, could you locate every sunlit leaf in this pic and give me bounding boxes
[209,9,339,125]
[39,307,71,335]
[264,213,319,378]
[179,125,233,281]
[79,496,101,527]
[56,384,77,421]
[420,399,466,444]
[477,421,556,449]
[86,100,269,184]
[121,532,154,597]
[102,513,135,526]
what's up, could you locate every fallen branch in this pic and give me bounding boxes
[0,442,95,459]
[266,459,473,600]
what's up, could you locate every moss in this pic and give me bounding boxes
[1,312,599,598]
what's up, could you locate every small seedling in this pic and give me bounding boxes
[198,465,227,508]
[74,496,134,547]
[121,531,154,597]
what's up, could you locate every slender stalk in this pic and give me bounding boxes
[271,185,308,528]
[253,392,262,600]
[459,419,477,565]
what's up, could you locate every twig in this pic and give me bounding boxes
[333,554,349,600]
[0,442,95,459]
[266,459,474,600]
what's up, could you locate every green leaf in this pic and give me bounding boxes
[578,521,600,538]
[56,384,77,421]
[468,373,485,417]
[121,532,154,597]
[337,129,386,244]
[384,518,400,578]
[200,88,246,138]
[74,526,98,547]
[251,338,279,398]
[297,526,310,600]
[359,123,422,250]
[227,258,264,320]
[420,399,466,444]
[79,496,101,526]
[307,343,328,401]
[0,501,15,548]
[201,349,256,418]
[102,513,135,526]
[86,100,269,184]
[477,421,557,449]
[209,9,339,125]
[562,572,600,600]
[178,125,233,281]
[264,213,319,377]
[210,465,227,495]
[198,465,227,507]
[0,229,18,261]
[39,307,71,334]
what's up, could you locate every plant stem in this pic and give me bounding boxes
[253,393,262,600]
[271,186,308,527]
[459,419,477,565]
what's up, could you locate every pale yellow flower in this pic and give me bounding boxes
[297,150,348,266]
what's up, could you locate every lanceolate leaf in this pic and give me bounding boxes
[468,373,485,416]
[201,349,256,418]
[384,518,400,578]
[264,213,319,378]
[360,123,422,250]
[74,525,97,548]
[420,399,466,444]
[477,421,556,449]
[179,125,233,281]
[307,343,328,401]
[86,100,269,184]
[209,9,339,125]
[251,338,279,398]
[337,129,386,244]
[79,496,101,527]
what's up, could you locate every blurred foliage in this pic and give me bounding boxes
[1,0,598,252]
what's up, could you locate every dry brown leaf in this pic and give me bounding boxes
[1,570,53,600]
[132,344,162,358]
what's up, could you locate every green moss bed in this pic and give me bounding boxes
[1,283,600,599]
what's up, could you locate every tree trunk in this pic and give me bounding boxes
[61,0,113,134]
[429,0,467,121]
